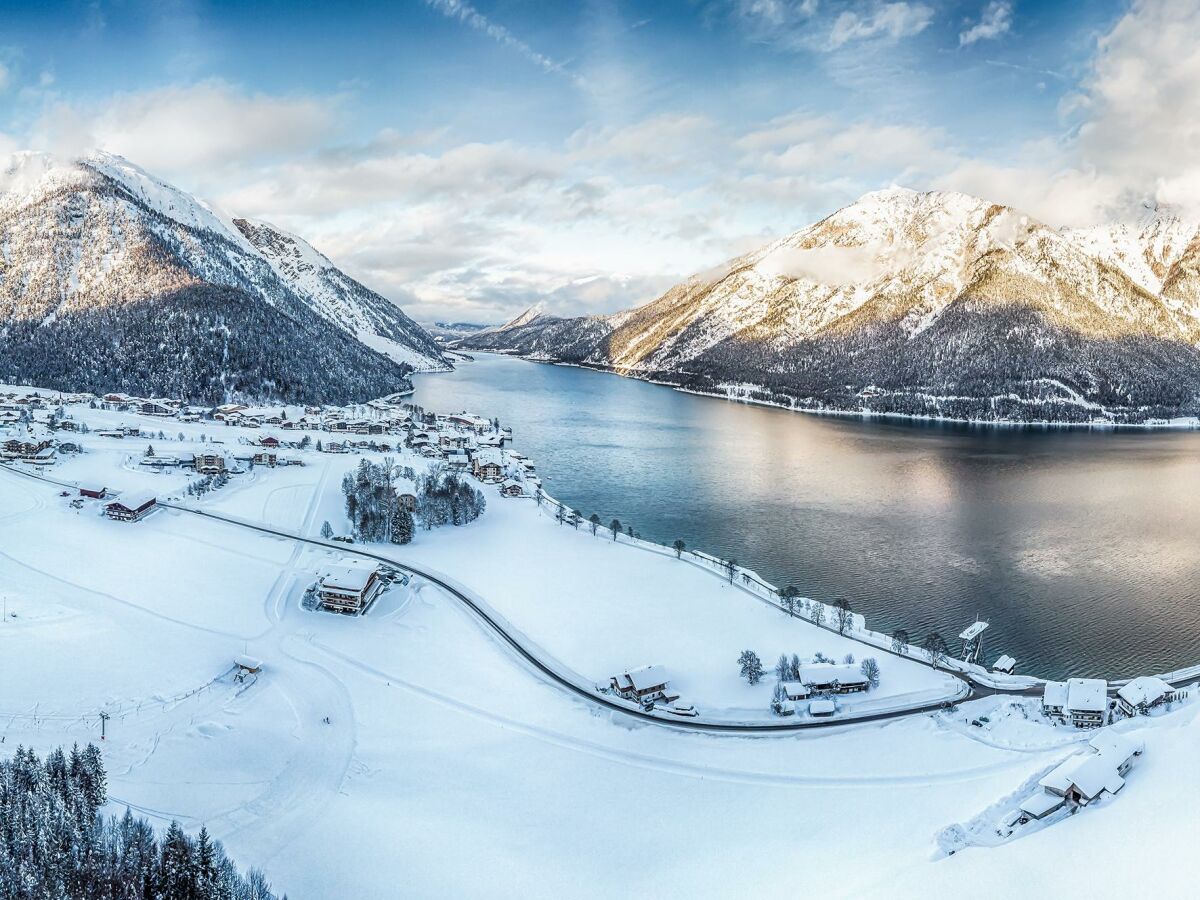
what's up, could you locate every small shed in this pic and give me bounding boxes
[79,485,108,500]
[808,699,837,717]
[235,655,263,675]
[992,654,1017,675]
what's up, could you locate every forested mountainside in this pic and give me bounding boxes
[0,151,448,403]
[462,190,1200,423]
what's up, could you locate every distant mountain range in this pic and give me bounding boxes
[461,189,1200,423]
[0,151,448,404]
[421,321,491,341]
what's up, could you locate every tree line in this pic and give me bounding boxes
[0,743,278,899]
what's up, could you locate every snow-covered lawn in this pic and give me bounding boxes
[1,398,1197,897]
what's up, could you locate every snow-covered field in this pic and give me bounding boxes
[1,399,1196,897]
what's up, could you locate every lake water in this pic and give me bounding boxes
[412,353,1200,680]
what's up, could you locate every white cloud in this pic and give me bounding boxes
[959,1,1013,46]
[31,81,338,174]
[828,2,933,49]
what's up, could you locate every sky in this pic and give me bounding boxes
[0,0,1196,324]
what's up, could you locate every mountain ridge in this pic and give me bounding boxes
[0,150,449,402]
[461,190,1200,423]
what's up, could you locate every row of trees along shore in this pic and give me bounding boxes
[540,494,953,671]
[0,743,280,899]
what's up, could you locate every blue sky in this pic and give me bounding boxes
[1,1,1192,323]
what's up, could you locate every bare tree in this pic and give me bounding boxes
[860,657,881,688]
[891,628,910,654]
[673,539,686,558]
[834,598,853,634]
[923,632,948,670]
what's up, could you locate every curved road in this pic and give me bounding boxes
[158,500,977,732]
[2,461,976,732]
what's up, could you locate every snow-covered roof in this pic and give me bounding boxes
[622,665,669,691]
[319,562,378,592]
[797,663,867,685]
[1088,731,1143,763]
[235,655,262,671]
[780,681,809,694]
[808,700,836,715]
[474,448,504,466]
[992,654,1016,672]
[1067,678,1108,713]
[1116,676,1172,708]
[1040,752,1125,801]
[1042,680,1069,708]
[108,493,156,511]
[1019,791,1067,819]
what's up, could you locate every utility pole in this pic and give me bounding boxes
[99,711,109,741]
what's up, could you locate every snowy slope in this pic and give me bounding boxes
[233,217,449,371]
[464,189,1200,423]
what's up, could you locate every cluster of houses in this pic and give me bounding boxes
[1013,731,1144,826]
[776,661,873,718]
[1041,675,1182,729]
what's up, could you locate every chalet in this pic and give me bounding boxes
[498,479,526,498]
[139,399,175,417]
[1066,678,1108,728]
[610,665,678,704]
[56,419,80,432]
[28,446,58,466]
[259,436,281,449]
[795,662,870,694]
[780,681,811,701]
[193,453,227,475]
[1020,731,1144,823]
[397,492,418,512]
[323,441,348,454]
[252,451,278,467]
[1116,676,1176,717]
[317,562,384,614]
[79,486,107,500]
[1042,680,1068,718]
[1,435,54,460]
[96,430,126,439]
[102,393,132,404]
[1043,678,1108,728]
[472,449,505,483]
[446,450,470,471]
[104,494,157,522]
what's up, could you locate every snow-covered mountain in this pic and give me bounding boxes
[232,217,448,371]
[463,189,1200,423]
[0,150,448,402]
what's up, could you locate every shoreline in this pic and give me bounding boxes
[450,349,1200,432]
